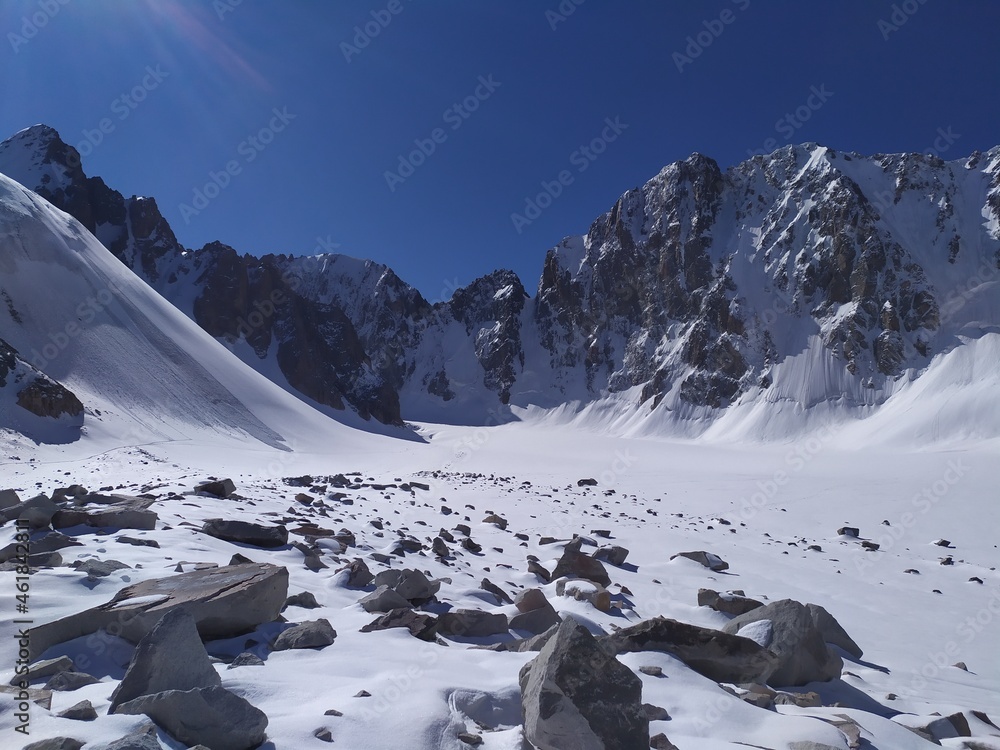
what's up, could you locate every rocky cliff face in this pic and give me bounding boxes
[0,337,84,422]
[2,125,997,430]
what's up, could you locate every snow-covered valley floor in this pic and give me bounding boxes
[0,422,998,750]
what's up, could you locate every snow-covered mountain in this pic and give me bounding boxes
[0,167,393,452]
[2,125,998,442]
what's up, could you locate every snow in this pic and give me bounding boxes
[0,151,997,749]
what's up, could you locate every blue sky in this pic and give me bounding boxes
[2,0,998,298]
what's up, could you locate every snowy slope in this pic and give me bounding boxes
[0,171,392,454]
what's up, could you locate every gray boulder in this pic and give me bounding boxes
[56,699,98,721]
[722,599,843,686]
[115,685,267,750]
[273,619,337,650]
[45,671,100,691]
[109,609,221,713]
[343,558,374,587]
[806,603,863,659]
[360,585,412,613]
[9,655,74,685]
[94,724,163,750]
[601,616,778,684]
[202,518,288,548]
[29,562,288,659]
[360,608,439,641]
[510,600,561,635]
[550,538,611,587]
[2,494,61,528]
[671,550,729,571]
[52,499,157,531]
[0,531,81,563]
[373,567,440,602]
[520,619,648,750]
[698,588,764,616]
[195,478,237,498]
[592,545,629,567]
[0,488,20,509]
[438,610,509,638]
[24,739,84,750]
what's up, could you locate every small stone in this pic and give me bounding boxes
[638,665,663,677]
[354,690,371,698]
[324,708,343,716]
[650,733,679,749]
[56,699,97,721]
[314,727,334,742]
[457,732,483,746]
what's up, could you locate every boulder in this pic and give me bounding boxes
[806,603,863,659]
[109,609,221,713]
[52,499,157,531]
[510,601,561,635]
[722,599,843,686]
[519,619,648,750]
[2,494,61,528]
[273,619,337,650]
[373,567,440,602]
[359,585,412,613]
[73,559,130,578]
[438,610,509,638]
[601,617,778,684]
[195,479,237,498]
[592,545,629,567]
[10,655,75,685]
[360,608,439,641]
[0,531,81,562]
[24,739,84,750]
[201,518,288,548]
[556,578,611,612]
[284,591,320,609]
[45,671,100,691]
[0,488,20,509]
[698,588,764,616]
[57,699,98,721]
[343,558,374,587]
[116,685,267,750]
[95,724,164,750]
[550,538,611,586]
[670,550,729,571]
[487,623,560,653]
[480,578,513,605]
[515,588,550,613]
[29,562,288,659]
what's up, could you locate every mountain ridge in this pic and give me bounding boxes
[2,124,998,442]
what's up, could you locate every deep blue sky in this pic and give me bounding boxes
[2,1,998,298]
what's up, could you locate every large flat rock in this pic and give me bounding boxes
[29,563,287,659]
